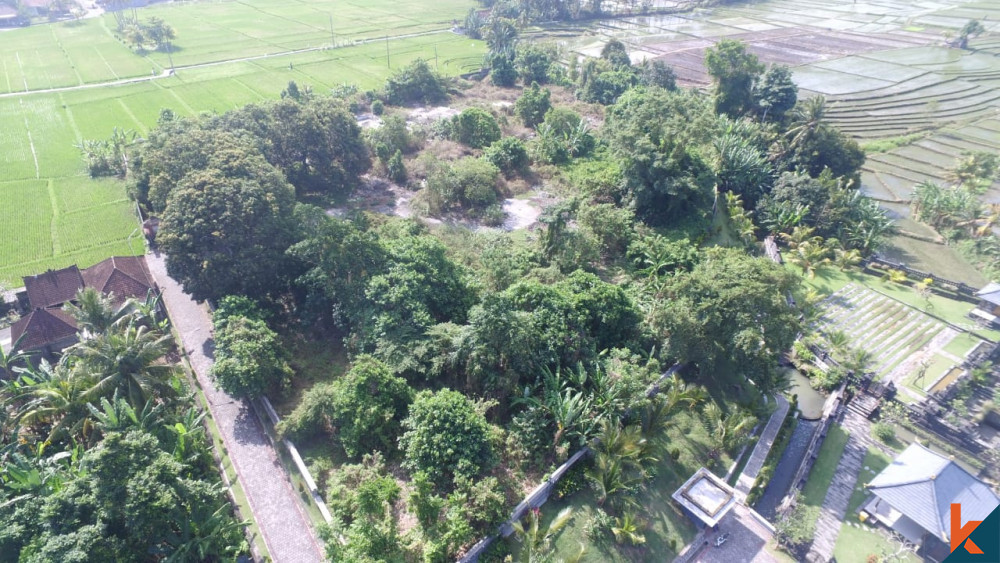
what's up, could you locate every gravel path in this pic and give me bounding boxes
[147,251,325,563]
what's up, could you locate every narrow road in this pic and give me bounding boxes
[147,251,325,563]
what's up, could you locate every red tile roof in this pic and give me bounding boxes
[10,308,78,351]
[23,266,85,309]
[81,256,157,305]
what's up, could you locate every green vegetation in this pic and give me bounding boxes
[0,295,247,559]
[801,425,849,507]
[835,447,919,563]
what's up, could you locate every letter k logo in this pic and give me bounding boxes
[951,503,984,554]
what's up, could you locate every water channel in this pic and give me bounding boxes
[753,368,827,519]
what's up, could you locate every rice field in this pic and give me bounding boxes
[0,0,483,285]
[814,284,983,401]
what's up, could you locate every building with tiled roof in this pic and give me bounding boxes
[10,257,159,357]
[9,307,79,356]
[23,265,85,310]
[82,256,158,306]
[861,443,1000,547]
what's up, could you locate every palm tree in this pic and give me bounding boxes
[832,246,862,271]
[611,511,646,546]
[701,402,756,460]
[843,347,874,376]
[63,287,129,336]
[787,240,831,279]
[1,332,30,380]
[511,507,582,563]
[8,360,93,443]
[825,330,850,359]
[586,453,641,509]
[785,96,827,151]
[71,321,175,408]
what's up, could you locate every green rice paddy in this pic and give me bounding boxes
[0,0,483,285]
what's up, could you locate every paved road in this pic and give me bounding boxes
[147,251,325,563]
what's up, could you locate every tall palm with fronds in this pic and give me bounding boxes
[825,330,850,359]
[785,96,827,152]
[701,402,756,460]
[842,347,874,376]
[511,507,582,563]
[63,287,127,336]
[1,332,30,380]
[787,240,831,279]
[72,321,175,408]
[7,360,94,443]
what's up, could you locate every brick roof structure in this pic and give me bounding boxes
[10,308,78,351]
[82,256,157,305]
[23,266,85,310]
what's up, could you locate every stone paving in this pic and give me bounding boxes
[147,251,325,563]
[678,504,780,563]
[805,409,872,563]
[736,395,790,499]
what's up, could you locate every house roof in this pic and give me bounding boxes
[10,308,78,351]
[81,256,156,305]
[977,282,1000,307]
[23,266,85,309]
[867,443,1000,541]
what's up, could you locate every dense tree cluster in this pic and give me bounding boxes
[0,295,245,561]
[60,24,911,561]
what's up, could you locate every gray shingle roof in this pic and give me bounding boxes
[868,443,1000,541]
[977,282,1000,307]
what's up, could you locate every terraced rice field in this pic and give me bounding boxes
[814,284,984,400]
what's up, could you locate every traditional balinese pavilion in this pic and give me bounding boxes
[860,443,999,555]
[673,467,738,528]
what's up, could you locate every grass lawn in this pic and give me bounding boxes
[833,447,920,562]
[846,448,892,517]
[801,424,849,507]
[942,332,985,358]
[833,522,920,563]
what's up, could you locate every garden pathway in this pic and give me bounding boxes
[147,251,325,563]
[805,409,872,563]
[735,395,790,499]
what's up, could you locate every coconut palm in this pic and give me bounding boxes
[786,240,831,279]
[586,453,642,509]
[785,96,827,151]
[0,332,30,380]
[8,360,94,443]
[72,321,175,408]
[701,402,756,460]
[825,330,850,358]
[63,287,129,336]
[511,507,581,563]
[611,511,646,546]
